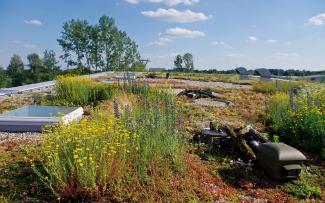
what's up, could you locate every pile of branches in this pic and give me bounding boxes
[177,89,218,99]
[194,123,268,162]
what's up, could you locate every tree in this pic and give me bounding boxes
[89,25,104,71]
[99,15,116,71]
[43,49,61,80]
[57,19,90,70]
[58,15,140,72]
[27,53,44,83]
[122,35,140,70]
[7,54,25,86]
[0,66,10,88]
[174,54,183,70]
[183,53,194,71]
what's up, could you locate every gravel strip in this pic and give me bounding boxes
[194,98,228,108]
[0,132,43,144]
[174,79,252,89]
[145,78,251,89]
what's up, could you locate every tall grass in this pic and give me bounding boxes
[253,80,302,94]
[121,90,185,180]
[54,75,116,105]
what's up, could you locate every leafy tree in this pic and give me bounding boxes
[27,53,44,83]
[122,35,140,70]
[57,19,90,70]
[7,54,25,86]
[89,25,104,71]
[43,49,61,80]
[110,28,124,70]
[183,53,194,71]
[99,16,116,71]
[58,15,140,72]
[0,66,10,88]
[174,54,183,70]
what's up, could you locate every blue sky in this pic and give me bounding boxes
[0,0,325,70]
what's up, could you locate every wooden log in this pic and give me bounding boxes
[223,125,256,160]
[246,125,268,143]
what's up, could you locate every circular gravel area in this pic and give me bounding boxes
[193,98,228,108]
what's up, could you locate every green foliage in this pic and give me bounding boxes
[0,67,10,88]
[253,80,302,94]
[174,53,195,71]
[183,53,194,71]
[121,89,185,180]
[130,61,147,71]
[27,53,45,83]
[58,15,140,72]
[7,54,25,86]
[282,169,322,199]
[29,80,185,200]
[266,87,325,152]
[30,116,137,199]
[4,52,61,88]
[42,49,61,80]
[174,54,183,70]
[54,75,116,105]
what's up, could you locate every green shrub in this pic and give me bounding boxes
[266,89,325,152]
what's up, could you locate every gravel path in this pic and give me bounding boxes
[174,79,251,89]
[146,78,251,89]
[0,132,42,144]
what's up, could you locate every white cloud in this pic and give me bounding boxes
[149,27,205,46]
[306,13,325,26]
[248,36,257,42]
[164,27,205,38]
[141,8,211,23]
[148,37,173,46]
[142,52,179,68]
[267,39,277,43]
[23,19,42,26]
[211,41,232,48]
[125,0,199,6]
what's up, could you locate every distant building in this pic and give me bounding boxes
[235,67,249,80]
[255,68,272,81]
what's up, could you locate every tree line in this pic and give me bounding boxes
[0,50,60,87]
[170,55,325,77]
[0,15,143,88]
[194,68,325,76]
